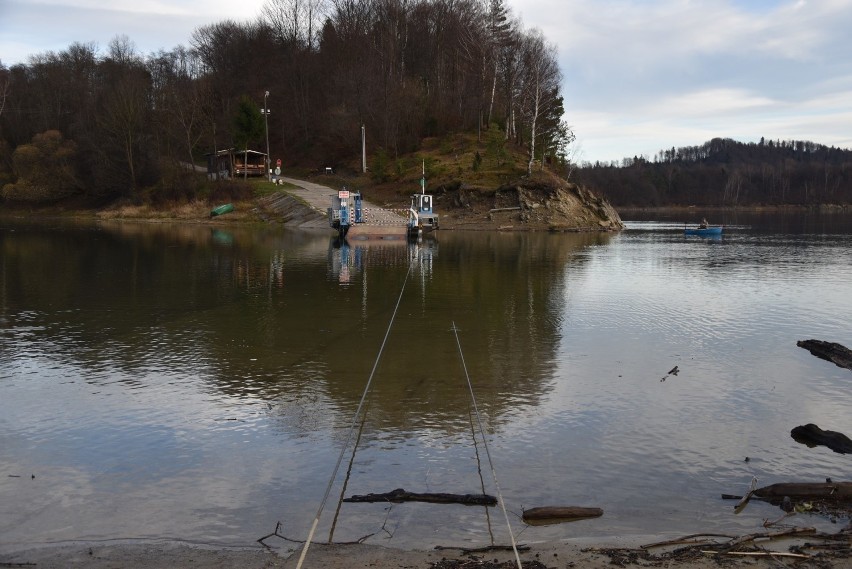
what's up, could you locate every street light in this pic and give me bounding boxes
[262,90,271,181]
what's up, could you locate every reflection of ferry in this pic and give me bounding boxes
[328,236,436,284]
[328,188,438,241]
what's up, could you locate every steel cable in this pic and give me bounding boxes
[295,262,413,569]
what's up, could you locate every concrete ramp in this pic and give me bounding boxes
[265,177,407,232]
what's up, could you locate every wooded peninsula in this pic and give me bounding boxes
[1,0,850,212]
[0,0,570,210]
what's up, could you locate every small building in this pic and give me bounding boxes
[206,149,268,179]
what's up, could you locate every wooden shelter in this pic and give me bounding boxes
[206,149,268,179]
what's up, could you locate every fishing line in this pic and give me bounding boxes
[451,321,523,569]
[295,262,413,569]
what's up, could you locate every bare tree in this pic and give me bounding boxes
[518,29,560,175]
[0,61,9,119]
[148,47,207,168]
[484,0,512,126]
[499,22,522,141]
[98,65,151,192]
[262,0,327,49]
[107,35,142,66]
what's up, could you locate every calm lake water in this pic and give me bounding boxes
[1,211,851,552]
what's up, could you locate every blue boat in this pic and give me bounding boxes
[684,225,723,236]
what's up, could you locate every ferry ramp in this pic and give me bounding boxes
[258,177,407,230]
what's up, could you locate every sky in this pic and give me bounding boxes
[2,0,851,164]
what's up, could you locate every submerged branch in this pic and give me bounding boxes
[343,488,497,506]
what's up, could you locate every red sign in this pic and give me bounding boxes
[276,159,282,166]
[338,190,350,199]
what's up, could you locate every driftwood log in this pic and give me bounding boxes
[791,423,852,454]
[723,481,852,512]
[521,506,603,525]
[343,488,497,506]
[797,339,852,371]
[753,482,852,501]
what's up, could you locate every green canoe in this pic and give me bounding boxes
[210,203,234,218]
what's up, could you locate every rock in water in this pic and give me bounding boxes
[796,339,852,371]
[791,423,852,454]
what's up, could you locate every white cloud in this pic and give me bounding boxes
[514,0,852,161]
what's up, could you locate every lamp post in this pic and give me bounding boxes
[262,90,271,181]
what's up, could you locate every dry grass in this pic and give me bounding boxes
[324,130,536,206]
[96,200,255,222]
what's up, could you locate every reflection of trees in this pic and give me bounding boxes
[0,219,608,437]
[347,231,608,434]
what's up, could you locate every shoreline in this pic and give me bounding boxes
[2,533,851,568]
[615,203,851,213]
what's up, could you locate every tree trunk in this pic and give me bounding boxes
[527,82,539,175]
[754,482,852,501]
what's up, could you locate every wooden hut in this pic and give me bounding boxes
[206,149,268,179]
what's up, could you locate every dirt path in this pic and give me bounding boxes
[278,177,408,227]
[278,177,336,212]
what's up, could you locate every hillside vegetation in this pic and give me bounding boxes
[0,0,571,209]
[577,137,852,208]
[314,129,622,231]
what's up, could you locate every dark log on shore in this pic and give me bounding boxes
[791,424,852,454]
[521,506,603,525]
[797,339,852,371]
[753,482,852,502]
[343,488,497,506]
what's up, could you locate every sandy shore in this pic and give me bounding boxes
[2,538,851,568]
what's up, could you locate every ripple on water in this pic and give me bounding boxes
[3,220,852,547]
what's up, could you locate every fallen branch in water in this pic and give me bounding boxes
[727,526,815,547]
[257,521,377,548]
[434,544,531,554]
[734,476,758,513]
[643,526,818,555]
[701,550,809,559]
[343,488,497,506]
[641,533,736,550]
[762,512,796,527]
[755,481,852,500]
[257,521,304,547]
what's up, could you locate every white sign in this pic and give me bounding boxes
[338,190,350,199]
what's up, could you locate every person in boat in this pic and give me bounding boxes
[699,218,709,229]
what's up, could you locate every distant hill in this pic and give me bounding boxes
[574,137,852,207]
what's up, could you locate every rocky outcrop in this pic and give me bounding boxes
[433,173,623,231]
[791,423,852,454]
[797,339,852,371]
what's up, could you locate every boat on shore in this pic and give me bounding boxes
[209,203,234,218]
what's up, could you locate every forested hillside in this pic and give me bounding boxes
[576,137,852,207]
[0,0,572,206]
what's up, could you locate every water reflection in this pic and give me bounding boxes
[3,215,851,550]
[0,220,604,434]
[327,237,436,285]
